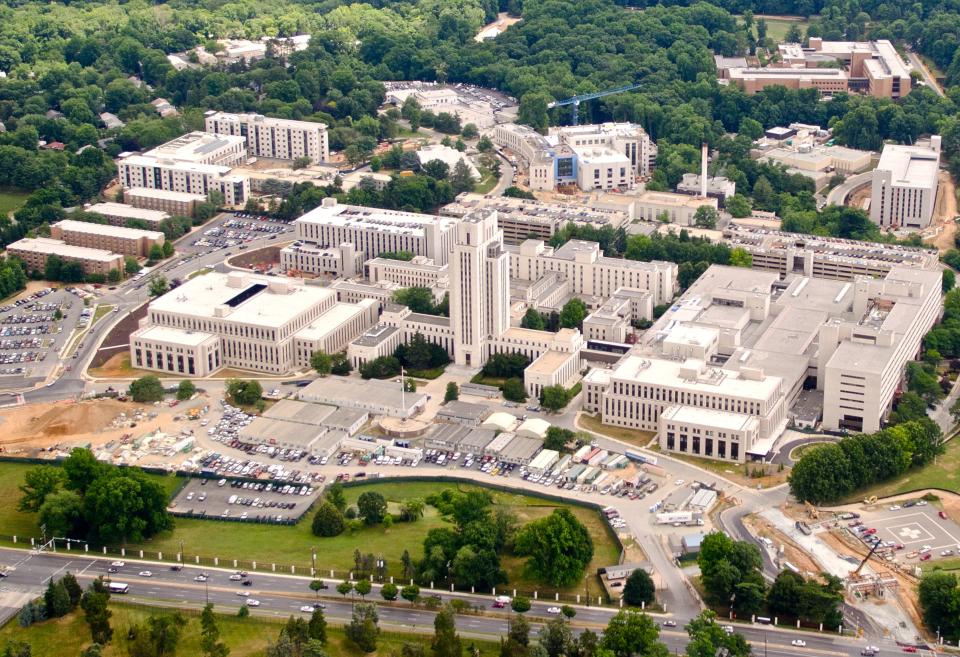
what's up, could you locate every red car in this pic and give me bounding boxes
[848,520,863,527]
[492,601,506,608]
[920,554,932,561]
[940,511,949,520]
[864,528,877,535]
[903,647,918,653]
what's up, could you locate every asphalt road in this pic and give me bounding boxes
[906,52,945,98]
[0,547,897,656]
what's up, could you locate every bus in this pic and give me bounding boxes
[108,582,129,594]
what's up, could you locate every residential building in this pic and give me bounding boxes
[130,271,374,376]
[84,202,169,229]
[204,111,329,163]
[123,188,207,218]
[870,137,941,229]
[6,237,123,277]
[50,220,165,259]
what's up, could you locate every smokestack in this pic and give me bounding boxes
[700,143,708,198]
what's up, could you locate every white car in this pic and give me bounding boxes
[300,605,315,613]
[111,561,125,567]
[138,571,153,577]
[236,591,250,597]
[194,575,209,582]
[674,479,685,486]
[546,607,561,614]
[246,599,261,607]
[791,640,807,647]
[229,574,243,581]
[889,505,901,511]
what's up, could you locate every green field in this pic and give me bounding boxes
[0,602,500,657]
[0,464,620,597]
[737,14,813,43]
[847,436,960,501]
[0,189,29,217]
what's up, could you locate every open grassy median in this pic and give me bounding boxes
[0,463,621,598]
[576,413,655,447]
[0,601,501,657]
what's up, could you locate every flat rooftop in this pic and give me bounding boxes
[207,112,327,131]
[437,400,490,421]
[239,417,326,448]
[149,272,334,328]
[298,377,426,413]
[120,155,235,176]
[637,190,716,208]
[54,219,164,241]
[295,200,457,236]
[132,325,216,346]
[662,405,759,432]
[610,355,783,400]
[262,399,337,426]
[876,143,940,188]
[527,349,577,375]
[86,202,168,222]
[352,324,400,347]
[294,303,367,341]
[7,237,121,262]
[144,131,246,161]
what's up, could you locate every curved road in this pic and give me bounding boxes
[826,171,872,208]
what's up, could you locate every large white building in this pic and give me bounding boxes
[507,239,677,307]
[129,271,376,376]
[492,122,656,192]
[584,263,942,461]
[204,111,329,164]
[870,137,941,230]
[281,199,458,276]
[449,209,511,367]
[144,131,247,166]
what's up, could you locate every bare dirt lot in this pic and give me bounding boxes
[928,172,958,253]
[89,303,148,369]
[0,398,191,454]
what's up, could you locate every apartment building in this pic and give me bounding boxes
[84,202,169,229]
[50,220,165,259]
[204,111,329,163]
[6,237,123,277]
[130,271,374,376]
[282,199,457,276]
[123,188,207,218]
[507,239,678,306]
[870,138,941,230]
[117,155,250,206]
[723,224,939,280]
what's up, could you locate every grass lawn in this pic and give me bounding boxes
[92,304,115,325]
[847,436,960,501]
[576,413,655,448]
[647,446,789,488]
[0,188,29,217]
[469,374,506,388]
[0,602,501,657]
[407,366,446,380]
[0,467,620,597]
[737,14,813,43]
[187,267,213,280]
[475,166,498,194]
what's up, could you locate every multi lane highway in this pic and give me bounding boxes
[0,547,899,657]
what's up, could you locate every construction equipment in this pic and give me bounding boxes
[851,540,881,578]
[863,495,878,505]
[804,501,819,519]
[547,83,643,126]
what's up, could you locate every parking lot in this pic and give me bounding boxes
[170,476,317,524]
[846,501,960,564]
[183,213,292,255]
[0,286,103,388]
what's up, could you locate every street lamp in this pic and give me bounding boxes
[311,547,316,578]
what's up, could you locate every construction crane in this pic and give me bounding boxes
[547,83,643,126]
[851,540,881,578]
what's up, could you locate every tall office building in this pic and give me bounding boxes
[870,137,941,230]
[449,209,510,367]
